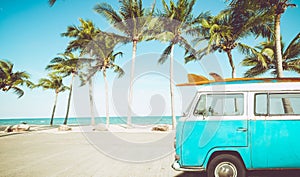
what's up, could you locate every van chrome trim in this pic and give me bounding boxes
[172,161,205,172]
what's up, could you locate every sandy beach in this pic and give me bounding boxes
[0,125,186,177]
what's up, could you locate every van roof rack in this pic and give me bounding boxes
[177,73,300,86]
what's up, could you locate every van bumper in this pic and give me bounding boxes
[172,161,205,172]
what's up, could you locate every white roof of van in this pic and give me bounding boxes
[196,82,300,92]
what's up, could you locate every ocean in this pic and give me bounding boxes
[0,116,179,126]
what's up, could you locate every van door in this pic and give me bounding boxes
[181,93,248,166]
[253,92,300,168]
[201,93,248,146]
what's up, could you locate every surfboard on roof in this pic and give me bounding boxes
[177,73,300,86]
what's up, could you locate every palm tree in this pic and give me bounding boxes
[46,52,80,125]
[94,0,155,126]
[240,32,300,77]
[0,60,33,98]
[154,0,198,129]
[229,0,297,78]
[85,51,124,127]
[80,31,125,127]
[62,18,125,127]
[36,73,68,125]
[62,18,101,126]
[240,32,300,114]
[186,8,273,78]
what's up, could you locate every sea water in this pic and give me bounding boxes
[0,116,179,126]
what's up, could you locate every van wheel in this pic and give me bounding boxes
[207,154,246,177]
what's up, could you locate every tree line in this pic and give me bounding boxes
[1,0,299,128]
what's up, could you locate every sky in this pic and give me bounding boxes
[0,0,299,119]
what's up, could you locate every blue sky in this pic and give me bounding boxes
[0,0,299,119]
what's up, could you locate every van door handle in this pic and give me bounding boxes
[237,128,248,132]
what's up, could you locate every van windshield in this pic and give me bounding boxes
[183,95,196,116]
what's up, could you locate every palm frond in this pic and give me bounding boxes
[184,53,197,63]
[158,44,173,64]
[238,43,257,56]
[94,3,127,33]
[94,3,123,23]
[177,36,196,57]
[286,58,300,73]
[283,32,300,60]
[61,25,80,38]
[244,65,268,78]
[240,57,259,66]
[112,64,125,78]
[10,86,24,98]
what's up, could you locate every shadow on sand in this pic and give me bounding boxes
[174,169,300,177]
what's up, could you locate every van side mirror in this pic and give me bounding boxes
[195,109,208,117]
[201,109,208,118]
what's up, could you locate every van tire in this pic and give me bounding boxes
[207,154,246,177]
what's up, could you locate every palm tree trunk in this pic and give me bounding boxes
[103,71,110,127]
[89,78,95,126]
[274,14,292,113]
[226,50,236,78]
[274,13,284,78]
[63,73,75,125]
[170,44,176,130]
[226,50,238,112]
[127,40,138,127]
[50,92,59,126]
[282,98,294,114]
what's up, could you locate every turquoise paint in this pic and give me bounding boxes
[177,119,248,167]
[176,119,300,169]
[250,120,300,168]
[203,147,251,169]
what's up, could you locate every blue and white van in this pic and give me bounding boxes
[172,79,300,177]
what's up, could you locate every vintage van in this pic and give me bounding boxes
[172,77,300,177]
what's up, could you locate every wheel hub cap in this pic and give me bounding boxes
[215,162,237,177]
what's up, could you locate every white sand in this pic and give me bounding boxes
[0,124,184,177]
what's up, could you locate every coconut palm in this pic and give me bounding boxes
[94,0,155,126]
[80,31,125,127]
[36,73,68,125]
[62,18,101,54]
[62,18,101,126]
[153,0,198,129]
[186,8,273,78]
[62,18,125,127]
[229,0,297,78]
[240,33,300,114]
[0,60,33,98]
[85,51,124,127]
[46,52,80,125]
[240,32,300,77]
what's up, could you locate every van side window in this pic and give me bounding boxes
[269,93,300,115]
[206,94,244,116]
[255,93,300,115]
[255,94,268,115]
[194,94,244,116]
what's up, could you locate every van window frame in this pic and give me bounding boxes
[254,92,300,116]
[193,92,245,117]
